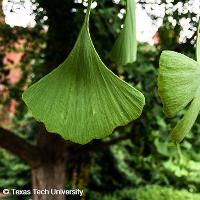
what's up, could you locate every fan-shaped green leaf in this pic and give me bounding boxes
[169,87,200,143]
[110,0,137,66]
[22,0,145,144]
[158,51,200,118]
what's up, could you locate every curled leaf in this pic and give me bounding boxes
[110,0,137,66]
[22,0,145,144]
[158,51,200,118]
[158,50,200,143]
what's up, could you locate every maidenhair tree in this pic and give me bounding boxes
[0,0,200,200]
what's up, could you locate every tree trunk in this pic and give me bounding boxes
[28,2,79,199]
[31,160,66,200]
[31,125,70,200]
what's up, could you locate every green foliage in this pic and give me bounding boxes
[22,0,144,144]
[88,44,161,191]
[0,149,30,190]
[88,43,200,192]
[89,185,200,200]
[110,140,143,185]
[110,0,137,65]
[4,196,31,200]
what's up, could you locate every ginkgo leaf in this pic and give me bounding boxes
[110,0,137,66]
[22,0,145,144]
[196,20,200,63]
[158,51,200,118]
[169,87,200,143]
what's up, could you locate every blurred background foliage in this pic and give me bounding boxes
[0,0,200,199]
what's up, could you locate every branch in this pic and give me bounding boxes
[72,131,136,155]
[0,127,39,166]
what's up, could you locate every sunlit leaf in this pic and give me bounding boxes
[110,0,137,66]
[158,51,200,118]
[22,0,145,144]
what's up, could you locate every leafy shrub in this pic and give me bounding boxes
[89,185,200,200]
[0,149,30,190]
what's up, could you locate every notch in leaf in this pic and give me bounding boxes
[22,0,145,144]
[110,0,137,66]
[158,20,200,143]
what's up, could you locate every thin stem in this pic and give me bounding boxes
[84,0,93,26]
[176,143,183,163]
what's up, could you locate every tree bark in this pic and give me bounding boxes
[36,0,79,74]
[31,160,67,200]
[30,1,79,195]
[31,124,69,200]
